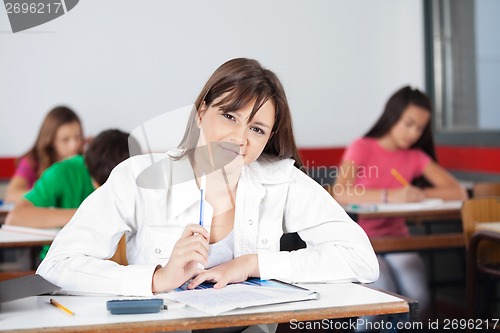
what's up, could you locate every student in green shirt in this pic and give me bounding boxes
[24,154,95,210]
[6,129,133,258]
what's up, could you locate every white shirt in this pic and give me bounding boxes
[37,152,378,296]
[207,230,234,269]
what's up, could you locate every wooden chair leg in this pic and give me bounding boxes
[466,232,482,320]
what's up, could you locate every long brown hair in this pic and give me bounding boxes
[21,106,83,178]
[364,86,436,187]
[364,86,436,160]
[177,58,303,168]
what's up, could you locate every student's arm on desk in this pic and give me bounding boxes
[5,199,76,228]
[259,167,379,285]
[421,161,467,200]
[334,160,425,204]
[37,158,159,297]
[5,175,29,204]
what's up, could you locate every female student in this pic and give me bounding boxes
[37,58,378,298]
[6,129,132,260]
[334,86,467,317]
[5,106,83,204]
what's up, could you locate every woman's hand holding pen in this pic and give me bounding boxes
[152,224,209,293]
[390,186,426,203]
[187,254,259,289]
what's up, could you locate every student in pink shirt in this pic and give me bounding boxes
[5,106,84,204]
[334,86,466,320]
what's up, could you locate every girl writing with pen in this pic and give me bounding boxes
[38,59,378,333]
[334,86,467,321]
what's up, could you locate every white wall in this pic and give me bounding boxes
[0,0,425,157]
[476,0,500,129]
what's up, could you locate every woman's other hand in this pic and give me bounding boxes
[188,254,259,289]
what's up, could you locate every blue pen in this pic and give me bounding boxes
[199,173,206,227]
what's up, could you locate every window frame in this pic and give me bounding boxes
[424,0,500,147]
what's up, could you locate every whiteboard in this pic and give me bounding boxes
[0,0,424,156]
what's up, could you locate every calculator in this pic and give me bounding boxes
[106,298,164,314]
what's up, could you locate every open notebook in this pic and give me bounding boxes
[159,278,320,316]
[375,198,445,212]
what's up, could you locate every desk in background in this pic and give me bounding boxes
[0,283,417,332]
[370,233,465,253]
[344,200,462,221]
[346,200,466,317]
[344,200,464,253]
[475,222,500,233]
[0,227,55,248]
[0,226,55,274]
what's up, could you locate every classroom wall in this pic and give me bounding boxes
[0,0,425,157]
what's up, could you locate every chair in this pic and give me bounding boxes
[0,235,127,284]
[461,198,500,321]
[461,198,500,263]
[109,235,128,266]
[473,182,500,198]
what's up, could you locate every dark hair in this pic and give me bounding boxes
[84,129,131,185]
[21,106,83,178]
[177,58,303,168]
[365,86,436,187]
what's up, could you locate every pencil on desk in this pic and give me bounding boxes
[390,168,409,187]
[50,298,75,315]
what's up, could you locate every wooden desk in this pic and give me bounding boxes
[0,283,416,332]
[346,200,466,308]
[0,227,55,272]
[345,200,464,253]
[475,222,500,233]
[0,228,54,248]
[370,233,465,253]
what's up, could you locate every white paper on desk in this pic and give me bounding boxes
[159,282,319,316]
[0,224,60,238]
[375,198,444,212]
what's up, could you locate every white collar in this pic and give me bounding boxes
[246,155,295,185]
[169,156,200,219]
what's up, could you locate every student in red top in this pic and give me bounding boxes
[5,106,84,204]
[334,86,466,319]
